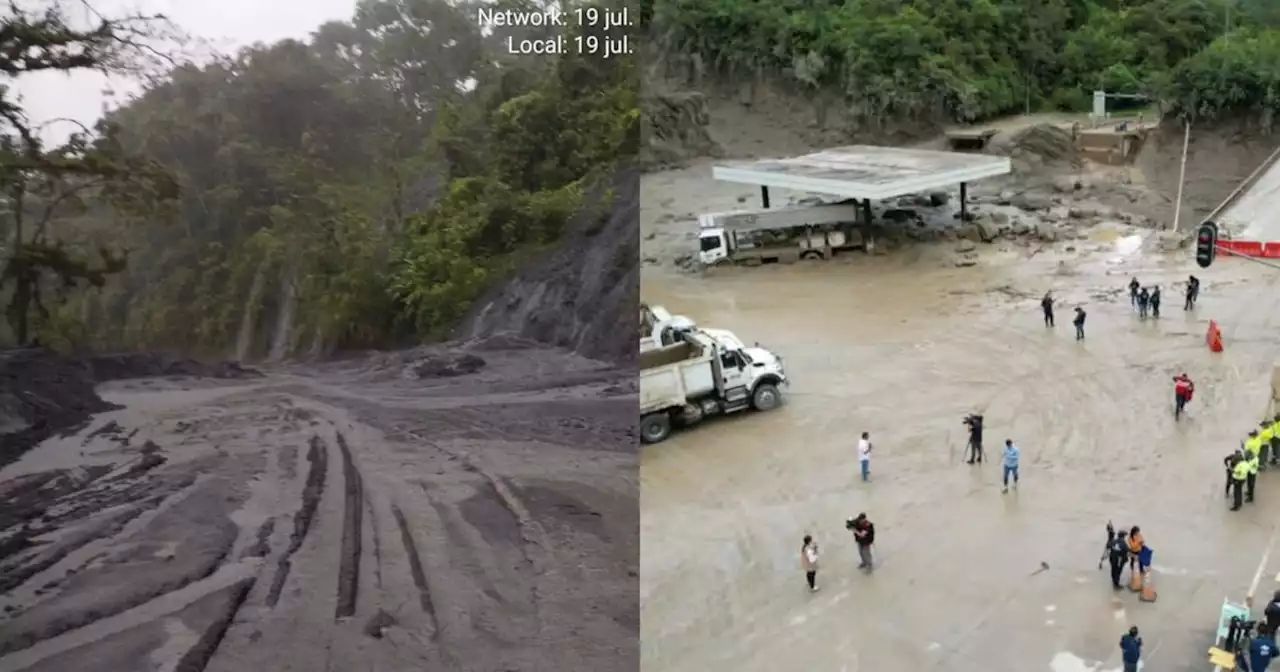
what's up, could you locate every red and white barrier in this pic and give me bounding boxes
[1216,239,1280,258]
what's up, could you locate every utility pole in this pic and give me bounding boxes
[1172,119,1191,232]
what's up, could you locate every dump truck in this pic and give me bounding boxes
[697,201,866,266]
[639,327,787,444]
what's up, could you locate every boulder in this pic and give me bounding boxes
[1011,193,1052,211]
[954,239,978,253]
[882,208,917,223]
[929,191,950,206]
[974,218,1000,242]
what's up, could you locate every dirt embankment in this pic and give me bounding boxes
[1136,121,1280,226]
[457,169,640,364]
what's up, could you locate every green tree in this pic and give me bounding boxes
[0,2,178,345]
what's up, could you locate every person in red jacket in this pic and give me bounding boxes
[1174,373,1195,419]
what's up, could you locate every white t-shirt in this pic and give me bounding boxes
[804,545,819,566]
[858,438,872,462]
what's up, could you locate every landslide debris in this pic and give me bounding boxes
[642,91,721,169]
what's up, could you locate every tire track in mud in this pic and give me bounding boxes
[172,577,256,672]
[390,504,438,637]
[265,436,328,608]
[334,432,363,620]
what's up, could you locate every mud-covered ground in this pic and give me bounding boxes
[0,338,637,672]
[640,95,1280,672]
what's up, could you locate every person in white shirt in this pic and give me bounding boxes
[801,535,820,592]
[858,432,872,481]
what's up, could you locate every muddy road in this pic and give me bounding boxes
[639,156,1280,670]
[0,340,637,672]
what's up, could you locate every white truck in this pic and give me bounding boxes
[698,201,867,266]
[639,327,787,444]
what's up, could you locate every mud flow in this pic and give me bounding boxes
[0,341,636,672]
[640,160,1280,670]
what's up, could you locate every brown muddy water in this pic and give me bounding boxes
[640,235,1280,671]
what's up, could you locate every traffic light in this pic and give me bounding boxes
[1196,222,1218,268]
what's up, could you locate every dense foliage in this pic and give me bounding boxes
[651,0,1280,125]
[1,0,637,356]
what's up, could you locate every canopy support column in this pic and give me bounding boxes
[760,186,771,209]
[960,182,969,221]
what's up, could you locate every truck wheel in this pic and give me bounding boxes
[640,413,673,444]
[751,383,781,411]
[800,250,823,261]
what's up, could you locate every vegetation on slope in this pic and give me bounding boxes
[650,0,1280,126]
[0,0,637,356]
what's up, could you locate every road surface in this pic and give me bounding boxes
[0,341,637,672]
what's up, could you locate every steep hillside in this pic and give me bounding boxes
[458,170,639,363]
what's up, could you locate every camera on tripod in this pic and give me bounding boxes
[1226,616,1259,651]
[962,414,983,430]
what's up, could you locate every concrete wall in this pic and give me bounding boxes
[1077,131,1145,165]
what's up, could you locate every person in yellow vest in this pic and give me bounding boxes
[1271,414,1280,467]
[1262,421,1276,472]
[1248,444,1262,504]
[1232,455,1251,511]
[1246,429,1263,500]
[1246,429,1263,468]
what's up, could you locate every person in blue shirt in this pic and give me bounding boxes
[1251,624,1278,672]
[1002,439,1020,493]
[1119,626,1142,672]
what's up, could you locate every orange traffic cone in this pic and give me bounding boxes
[1129,571,1143,592]
[1207,320,1224,353]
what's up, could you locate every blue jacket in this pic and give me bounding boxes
[1003,445,1020,468]
[1120,634,1141,664]
[1252,635,1277,672]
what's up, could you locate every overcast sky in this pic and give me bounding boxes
[15,0,358,143]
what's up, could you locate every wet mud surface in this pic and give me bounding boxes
[0,343,637,672]
[639,118,1280,671]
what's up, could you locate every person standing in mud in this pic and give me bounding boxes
[1174,373,1194,420]
[1227,450,1244,499]
[847,513,875,571]
[800,535,820,592]
[1108,530,1130,590]
[857,431,873,482]
[1185,275,1201,310]
[1041,292,1055,327]
[964,413,984,464]
[1261,420,1275,471]
[1248,442,1262,504]
[1149,286,1161,319]
[1001,439,1020,493]
[1137,287,1150,319]
[1232,452,1251,511]
[1246,429,1264,495]
[1271,414,1280,467]
[1073,306,1087,340]
[1129,277,1141,308]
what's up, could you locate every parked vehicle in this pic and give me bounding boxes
[639,327,787,444]
[697,201,866,266]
